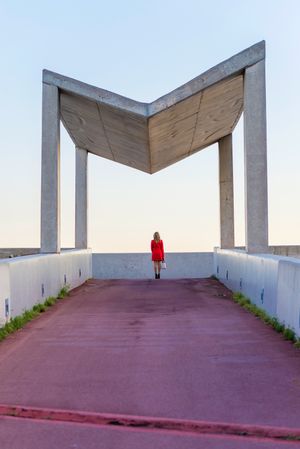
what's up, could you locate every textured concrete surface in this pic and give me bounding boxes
[92,252,213,279]
[1,246,300,260]
[0,250,92,324]
[270,245,300,257]
[0,278,299,448]
[214,248,300,336]
[41,83,60,253]
[0,248,74,258]
[244,59,269,253]
[43,41,265,174]
[75,147,88,249]
[41,41,268,258]
[218,134,234,248]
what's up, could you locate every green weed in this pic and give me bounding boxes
[44,296,56,307]
[283,327,296,341]
[0,285,71,343]
[232,292,300,349]
[57,285,70,299]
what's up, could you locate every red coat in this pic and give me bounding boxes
[151,240,164,261]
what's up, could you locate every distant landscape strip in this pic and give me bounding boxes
[0,404,300,442]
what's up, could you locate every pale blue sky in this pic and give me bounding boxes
[0,0,299,252]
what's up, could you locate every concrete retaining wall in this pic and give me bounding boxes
[235,246,300,258]
[277,260,300,335]
[3,248,300,338]
[214,248,300,337]
[0,248,76,259]
[93,252,214,279]
[0,249,92,326]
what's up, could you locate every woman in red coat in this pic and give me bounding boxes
[151,231,164,279]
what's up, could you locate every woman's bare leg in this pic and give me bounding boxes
[158,261,161,275]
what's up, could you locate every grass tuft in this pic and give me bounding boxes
[44,296,56,307]
[232,292,300,349]
[0,285,71,342]
[210,275,218,281]
[283,327,296,341]
[57,285,70,299]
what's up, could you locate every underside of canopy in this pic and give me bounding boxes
[43,41,265,174]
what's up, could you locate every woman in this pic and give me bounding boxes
[151,232,164,279]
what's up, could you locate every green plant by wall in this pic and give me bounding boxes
[57,285,70,299]
[0,285,70,342]
[232,292,300,348]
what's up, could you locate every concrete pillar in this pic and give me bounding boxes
[218,134,235,248]
[244,59,269,253]
[40,83,61,253]
[75,147,88,249]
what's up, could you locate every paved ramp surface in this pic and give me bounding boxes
[0,278,300,448]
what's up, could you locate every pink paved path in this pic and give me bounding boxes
[0,278,300,448]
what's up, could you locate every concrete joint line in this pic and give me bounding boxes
[188,91,203,155]
[96,103,115,161]
[0,404,299,443]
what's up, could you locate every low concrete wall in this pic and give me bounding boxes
[277,260,300,335]
[0,249,92,326]
[0,248,73,259]
[235,245,300,258]
[0,248,40,259]
[93,252,214,279]
[214,248,300,337]
[270,245,300,258]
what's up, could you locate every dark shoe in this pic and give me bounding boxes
[158,273,160,279]
[155,273,158,279]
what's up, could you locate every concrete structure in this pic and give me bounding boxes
[75,147,88,249]
[218,134,234,249]
[0,250,92,325]
[41,41,268,255]
[92,252,213,279]
[214,248,300,337]
[2,247,299,336]
[244,60,268,253]
[3,245,300,260]
[41,84,60,254]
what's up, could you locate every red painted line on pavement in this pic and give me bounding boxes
[0,404,299,443]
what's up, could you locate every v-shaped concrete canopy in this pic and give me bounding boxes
[43,41,265,174]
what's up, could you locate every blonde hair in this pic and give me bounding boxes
[153,232,160,242]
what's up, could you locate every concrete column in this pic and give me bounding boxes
[244,59,269,253]
[75,147,88,249]
[218,134,235,249]
[41,83,60,253]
